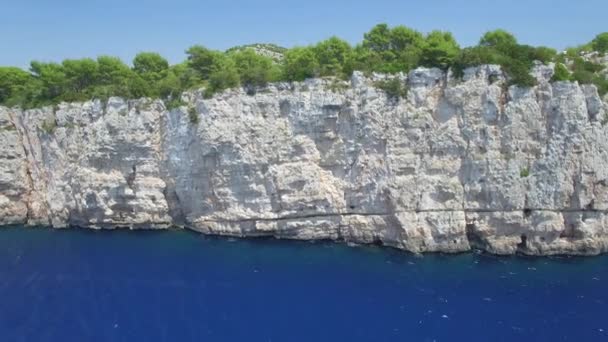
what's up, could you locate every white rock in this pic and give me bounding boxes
[0,65,607,255]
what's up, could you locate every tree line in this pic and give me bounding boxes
[1,24,607,108]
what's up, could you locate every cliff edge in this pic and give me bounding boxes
[1,65,607,255]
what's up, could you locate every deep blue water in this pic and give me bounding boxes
[0,227,606,342]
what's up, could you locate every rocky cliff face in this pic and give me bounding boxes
[1,65,607,255]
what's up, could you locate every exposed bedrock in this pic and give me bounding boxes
[1,64,607,255]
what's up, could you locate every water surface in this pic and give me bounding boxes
[0,227,606,341]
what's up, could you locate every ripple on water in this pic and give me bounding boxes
[0,226,606,341]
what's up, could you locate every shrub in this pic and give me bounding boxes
[591,32,608,53]
[61,58,99,97]
[133,52,169,79]
[551,63,572,82]
[520,168,530,178]
[164,97,185,110]
[282,47,319,81]
[569,57,605,87]
[503,60,537,87]
[40,119,57,134]
[374,78,407,99]
[188,107,199,124]
[314,36,353,77]
[229,49,275,88]
[0,67,31,105]
[594,76,608,96]
[479,29,518,51]
[205,57,240,98]
[358,23,425,73]
[451,46,502,78]
[532,46,557,64]
[452,36,538,87]
[186,45,224,80]
[421,31,460,69]
[3,25,608,109]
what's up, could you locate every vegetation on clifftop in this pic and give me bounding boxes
[1,24,607,108]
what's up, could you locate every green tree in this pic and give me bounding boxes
[229,49,275,87]
[314,36,353,77]
[452,30,541,87]
[362,23,392,52]
[390,25,425,51]
[132,52,170,97]
[551,63,572,82]
[389,25,425,72]
[62,58,99,100]
[479,29,518,51]
[532,46,557,64]
[0,67,32,105]
[186,45,223,80]
[133,52,169,75]
[127,74,152,98]
[29,61,68,103]
[282,47,319,81]
[591,32,608,53]
[421,31,460,69]
[360,23,425,73]
[451,46,501,77]
[133,52,169,83]
[157,62,203,103]
[206,56,240,97]
[502,60,536,87]
[91,56,134,99]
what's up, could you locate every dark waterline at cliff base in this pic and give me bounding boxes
[0,227,606,342]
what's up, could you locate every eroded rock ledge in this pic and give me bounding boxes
[1,65,607,255]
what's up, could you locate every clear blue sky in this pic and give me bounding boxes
[2,0,606,68]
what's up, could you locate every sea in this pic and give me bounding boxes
[0,226,606,341]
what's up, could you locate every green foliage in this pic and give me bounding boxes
[479,29,518,50]
[1,25,607,109]
[93,56,135,99]
[229,49,276,88]
[225,43,286,63]
[358,23,425,73]
[282,47,319,81]
[551,63,572,82]
[205,56,240,98]
[568,56,607,94]
[0,124,16,132]
[61,58,98,100]
[162,63,200,96]
[421,31,460,69]
[226,43,286,54]
[595,77,608,96]
[132,52,169,96]
[452,46,501,77]
[164,97,186,110]
[502,59,537,87]
[29,61,68,103]
[314,37,353,77]
[0,67,32,106]
[40,119,57,134]
[591,32,608,53]
[374,78,408,99]
[188,106,199,124]
[531,46,557,64]
[520,168,530,178]
[186,45,224,80]
[452,30,540,87]
[133,52,169,76]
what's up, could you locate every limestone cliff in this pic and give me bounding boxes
[1,64,607,255]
